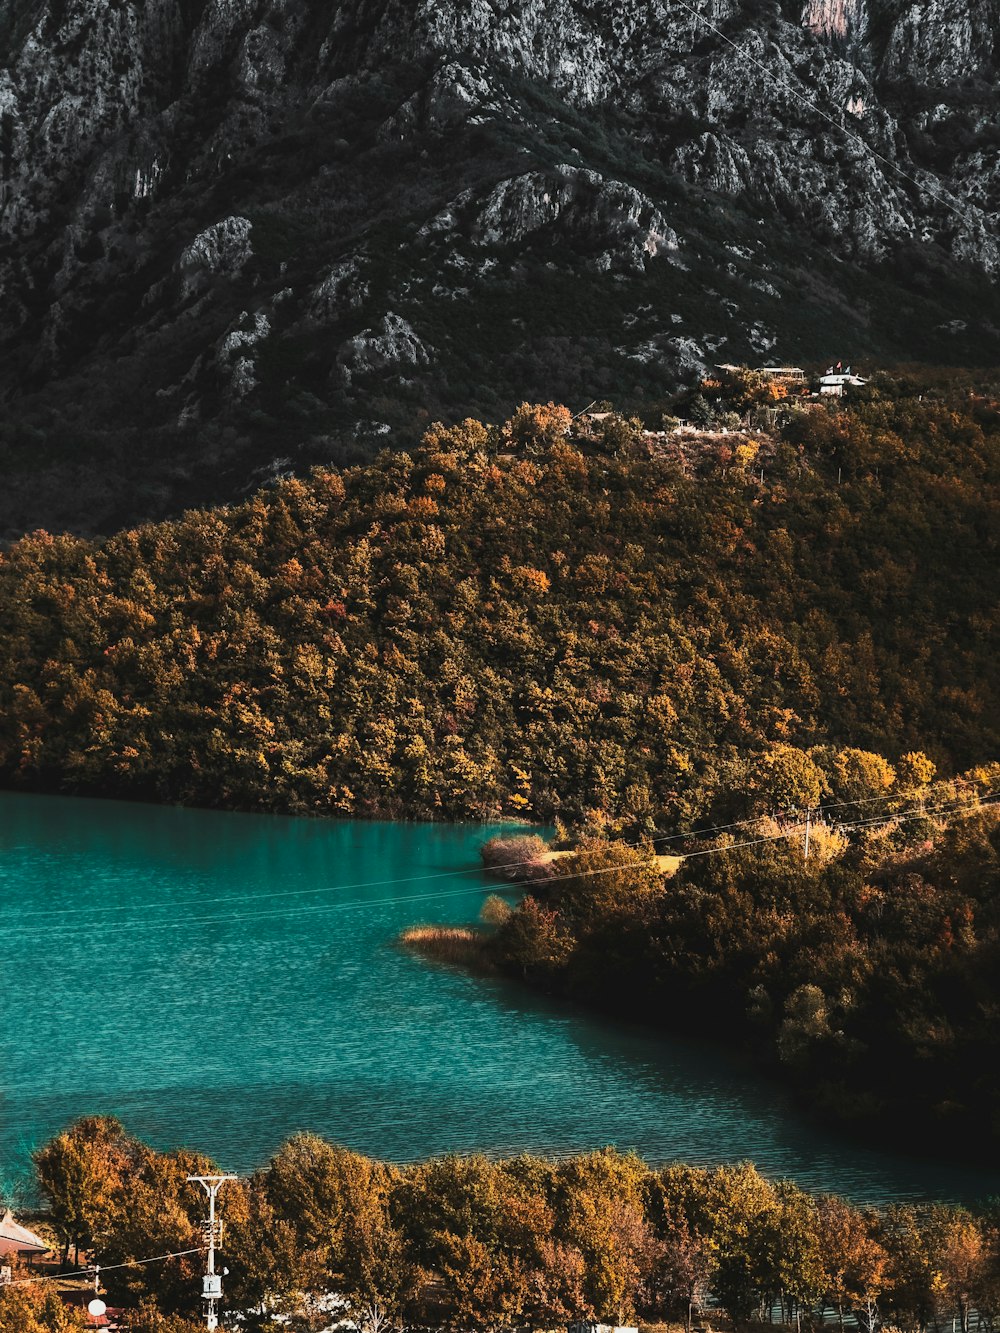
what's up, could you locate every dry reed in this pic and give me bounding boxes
[399,924,492,969]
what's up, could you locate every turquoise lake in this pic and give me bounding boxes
[1,790,997,1204]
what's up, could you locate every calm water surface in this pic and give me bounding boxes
[1,791,996,1204]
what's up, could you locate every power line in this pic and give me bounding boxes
[0,791,992,943]
[4,1246,207,1287]
[0,880,502,940]
[669,0,977,231]
[1,776,982,925]
[647,777,970,848]
[683,792,997,859]
[2,853,535,921]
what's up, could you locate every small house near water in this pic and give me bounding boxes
[0,1210,49,1260]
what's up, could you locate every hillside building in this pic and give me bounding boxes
[758,365,806,383]
[819,367,867,396]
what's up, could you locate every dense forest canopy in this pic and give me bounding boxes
[7,1116,1000,1333]
[454,786,1000,1150]
[0,379,997,829]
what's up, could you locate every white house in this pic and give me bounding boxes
[0,1209,49,1261]
[819,366,867,397]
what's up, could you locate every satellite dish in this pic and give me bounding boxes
[88,1298,107,1317]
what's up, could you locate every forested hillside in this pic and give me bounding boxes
[0,382,996,827]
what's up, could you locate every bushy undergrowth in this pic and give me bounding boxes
[398,923,489,967]
[479,833,554,881]
[478,793,1000,1150]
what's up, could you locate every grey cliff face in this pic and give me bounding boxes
[0,0,998,533]
[421,168,681,274]
[881,0,999,85]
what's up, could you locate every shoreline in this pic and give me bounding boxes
[0,780,551,831]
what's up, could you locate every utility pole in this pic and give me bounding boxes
[188,1174,237,1331]
[803,808,811,861]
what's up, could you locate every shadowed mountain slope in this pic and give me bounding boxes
[1,0,999,533]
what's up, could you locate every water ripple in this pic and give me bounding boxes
[1,791,996,1205]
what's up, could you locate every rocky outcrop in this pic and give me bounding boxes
[1,0,999,533]
[217,309,271,399]
[881,0,999,85]
[802,0,868,44]
[337,314,431,382]
[0,0,150,240]
[179,217,254,298]
[422,167,680,273]
[355,0,741,107]
[307,255,370,325]
[379,61,518,138]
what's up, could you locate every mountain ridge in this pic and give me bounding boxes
[1,0,999,534]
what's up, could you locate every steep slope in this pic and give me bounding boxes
[1,0,999,534]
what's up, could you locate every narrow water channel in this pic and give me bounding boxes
[0,791,995,1203]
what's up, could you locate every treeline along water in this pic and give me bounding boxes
[0,790,997,1204]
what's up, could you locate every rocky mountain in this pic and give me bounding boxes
[1,0,999,534]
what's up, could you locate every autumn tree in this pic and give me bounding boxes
[815,1194,887,1330]
[777,985,835,1068]
[935,1209,987,1333]
[827,748,896,806]
[769,1185,825,1331]
[493,895,573,977]
[394,1153,556,1328]
[594,413,646,458]
[701,1163,780,1327]
[421,418,493,457]
[749,744,825,815]
[501,402,572,453]
[554,1149,658,1324]
[252,1135,409,1325]
[878,1205,940,1333]
[651,1205,713,1330]
[33,1117,142,1263]
[0,1285,87,1333]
